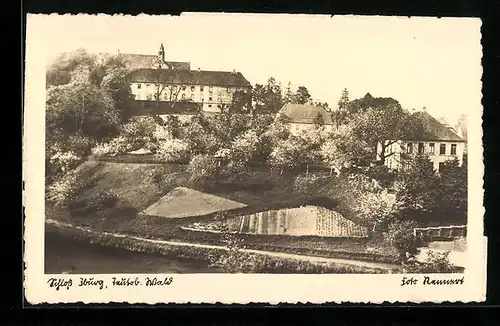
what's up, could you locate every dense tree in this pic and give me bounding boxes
[349,103,423,165]
[46,72,118,141]
[438,158,467,224]
[293,86,312,105]
[229,90,253,114]
[346,92,402,116]
[283,82,295,104]
[46,49,133,141]
[313,112,325,128]
[252,77,284,114]
[320,124,373,170]
[334,88,350,127]
[395,155,442,223]
[268,137,309,174]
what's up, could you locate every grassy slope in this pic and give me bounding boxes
[47,161,398,262]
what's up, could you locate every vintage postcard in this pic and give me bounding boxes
[23,13,486,304]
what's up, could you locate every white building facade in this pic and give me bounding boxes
[277,103,334,136]
[381,139,466,172]
[130,81,250,113]
[378,111,466,172]
[123,45,252,115]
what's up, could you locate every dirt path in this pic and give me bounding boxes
[46,219,400,271]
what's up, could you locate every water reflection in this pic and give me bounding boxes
[191,205,369,238]
[45,233,218,274]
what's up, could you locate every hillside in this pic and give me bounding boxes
[46,161,398,261]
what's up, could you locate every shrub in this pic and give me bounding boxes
[121,116,157,139]
[46,170,93,206]
[387,220,420,263]
[155,138,191,164]
[91,136,138,157]
[47,150,83,177]
[69,190,119,216]
[403,250,459,273]
[187,154,219,189]
[65,134,95,157]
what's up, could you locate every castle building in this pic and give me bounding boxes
[123,44,252,116]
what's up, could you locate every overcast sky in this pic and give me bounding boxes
[28,13,482,124]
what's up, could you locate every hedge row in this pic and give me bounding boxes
[94,154,185,165]
[46,221,391,274]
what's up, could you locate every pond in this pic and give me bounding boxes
[45,233,219,274]
[185,205,369,238]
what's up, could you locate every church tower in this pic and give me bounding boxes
[157,43,171,69]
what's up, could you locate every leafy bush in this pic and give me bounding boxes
[363,164,397,188]
[121,116,157,139]
[65,134,95,157]
[47,150,83,178]
[69,190,119,216]
[155,138,191,164]
[46,169,95,206]
[91,136,138,157]
[403,250,459,273]
[387,220,420,263]
[187,154,219,189]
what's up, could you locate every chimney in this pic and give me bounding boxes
[422,106,427,111]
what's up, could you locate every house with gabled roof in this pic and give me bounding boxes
[276,103,334,136]
[380,109,466,172]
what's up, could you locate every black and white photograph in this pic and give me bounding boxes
[23,13,485,304]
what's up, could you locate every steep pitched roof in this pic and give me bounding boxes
[128,68,251,87]
[120,53,190,71]
[277,103,333,125]
[411,111,465,142]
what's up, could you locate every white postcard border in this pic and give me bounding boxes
[23,13,487,304]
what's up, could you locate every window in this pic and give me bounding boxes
[191,86,195,92]
[451,144,457,155]
[209,86,213,93]
[208,104,212,108]
[163,93,168,100]
[146,94,152,100]
[137,84,142,89]
[181,94,186,100]
[217,96,222,102]
[182,85,186,91]
[429,143,435,154]
[200,86,204,92]
[417,142,424,154]
[146,83,150,87]
[439,143,446,155]
[439,162,445,172]
[190,94,194,101]
[407,142,413,154]
[209,96,212,101]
